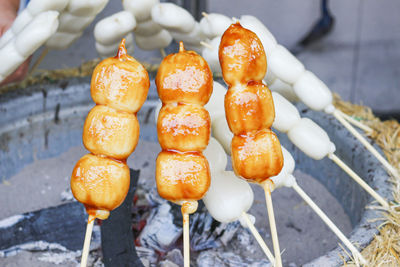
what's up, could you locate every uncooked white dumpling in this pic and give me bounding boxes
[94,11,136,46]
[270,146,296,189]
[135,29,172,50]
[269,45,305,84]
[293,71,334,113]
[269,78,299,102]
[67,0,109,16]
[287,118,336,160]
[58,13,95,33]
[272,92,301,133]
[96,34,134,58]
[203,171,254,224]
[212,115,233,155]
[201,36,221,75]
[199,13,232,39]
[134,19,162,36]
[46,32,82,50]
[123,0,159,22]
[203,137,228,173]
[151,3,195,33]
[204,81,227,122]
[169,23,206,45]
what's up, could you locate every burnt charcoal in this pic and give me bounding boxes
[0,202,86,252]
[101,169,144,267]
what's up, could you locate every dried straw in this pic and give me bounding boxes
[334,94,400,266]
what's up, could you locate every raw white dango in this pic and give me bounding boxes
[123,0,159,22]
[151,3,195,33]
[269,45,305,84]
[272,92,301,133]
[0,11,59,80]
[0,0,67,48]
[46,32,82,50]
[0,43,25,79]
[67,0,109,16]
[135,29,172,50]
[203,137,228,173]
[94,11,136,46]
[239,15,277,57]
[204,81,227,122]
[269,78,299,102]
[199,13,232,39]
[211,115,233,155]
[169,23,206,45]
[270,146,296,189]
[58,13,94,33]
[201,36,221,75]
[203,171,254,225]
[287,118,336,160]
[134,19,162,36]
[15,11,59,57]
[96,34,134,58]
[293,71,334,113]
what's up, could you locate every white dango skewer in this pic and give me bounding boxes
[0,11,59,83]
[270,146,367,265]
[238,16,396,179]
[0,0,68,48]
[199,12,233,40]
[122,0,172,57]
[207,81,389,208]
[29,0,109,75]
[202,138,275,263]
[94,11,136,58]
[200,37,222,76]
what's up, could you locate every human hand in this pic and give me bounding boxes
[0,0,31,86]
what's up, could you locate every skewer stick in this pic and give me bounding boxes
[182,211,190,267]
[160,48,166,58]
[335,109,373,133]
[263,180,282,267]
[328,153,389,208]
[333,110,399,180]
[29,48,49,75]
[80,215,95,267]
[201,12,209,18]
[241,212,275,263]
[292,182,367,265]
[200,41,213,50]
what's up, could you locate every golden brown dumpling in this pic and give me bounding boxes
[225,81,275,135]
[156,44,213,106]
[156,151,210,202]
[83,105,139,160]
[157,103,210,152]
[71,154,130,220]
[219,22,267,86]
[231,129,283,183]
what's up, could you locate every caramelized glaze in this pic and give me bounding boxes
[225,81,275,135]
[156,43,213,105]
[83,105,139,160]
[156,42,212,204]
[219,23,283,183]
[219,22,267,86]
[71,39,149,219]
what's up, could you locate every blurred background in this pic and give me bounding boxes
[27,0,400,120]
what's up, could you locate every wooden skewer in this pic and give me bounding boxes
[241,212,275,263]
[182,211,190,267]
[80,214,95,267]
[335,109,373,133]
[200,41,213,50]
[292,181,367,265]
[263,180,282,267]
[201,12,209,18]
[160,48,167,58]
[29,48,49,75]
[333,110,399,180]
[328,153,389,208]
